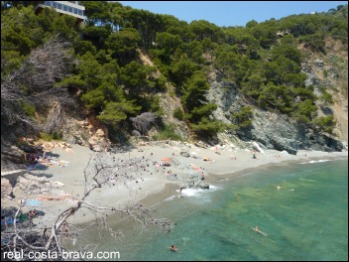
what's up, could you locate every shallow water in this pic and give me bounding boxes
[88,160,348,261]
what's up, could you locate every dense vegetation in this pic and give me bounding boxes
[1,1,347,144]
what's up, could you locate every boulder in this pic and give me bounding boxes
[95,129,105,137]
[180,151,190,157]
[2,146,25,164]
[196,181,210,189]
[88,129,110,152]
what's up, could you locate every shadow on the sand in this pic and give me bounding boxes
[110,144,136,153]
[27,163,49,172]
[28,172,53,179]
[45,152,60,158]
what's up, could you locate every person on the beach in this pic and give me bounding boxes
[28,209,36,226]
[62,221,70,237]
[28,209,36,219]
[169,245,178,252]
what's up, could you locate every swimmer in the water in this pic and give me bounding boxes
[169,245,178,252]
[252,226,268,237]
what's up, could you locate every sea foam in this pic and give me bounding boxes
[308,159,330,163]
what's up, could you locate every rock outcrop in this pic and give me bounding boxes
[62,118,111,151]
[1,178,13,199]
[88,128,110,152]
[1,145,27,173]
[301,40,348,142]
[207,78,344,154]
[251,109,343,154]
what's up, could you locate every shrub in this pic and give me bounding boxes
[20,102,36,118]
[173,108,184,120]
[52,131,62,140]
[231,106,253,128]
[313,116,336,134]
[39,132,53,141]
[39,131,62,141]
[153,124,182,141]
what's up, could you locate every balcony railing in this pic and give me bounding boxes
[37,1,85,21]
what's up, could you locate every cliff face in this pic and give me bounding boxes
[252,38,348,153]
[142,36,347,153]
[300,37,348,142]
[207,80,344,154]
[250,109,344,153]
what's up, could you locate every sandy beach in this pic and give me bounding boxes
[3,141,348,230]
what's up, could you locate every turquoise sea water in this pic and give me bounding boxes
[93,160,348,261]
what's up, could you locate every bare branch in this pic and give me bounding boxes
[1,35,75,146]
[2,148,174,260]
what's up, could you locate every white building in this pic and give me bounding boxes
[36,1,85,23]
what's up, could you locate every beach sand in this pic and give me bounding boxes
[3,141,348,230]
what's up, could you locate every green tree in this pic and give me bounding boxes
[258,83,293,113]
[319,91,334,106]
[214,45,240,80]
[155,32,183,56]
[242,73,266,98]
[191,117,226,136]
[120,61,148,98]
[78,52,102,90]
[231,106,253,128]
[106,28,141,65]
[125,9,164,48]
[189,20,224,43]
[292,99,318,124]
[169,55,197,89]
[312,115,336,134]
[246,20,258,28]
[97,100,141,127]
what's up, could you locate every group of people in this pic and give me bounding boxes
[25,153,40,164]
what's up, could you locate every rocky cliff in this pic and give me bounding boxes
[300,37,348,142]
[207,78,344,154]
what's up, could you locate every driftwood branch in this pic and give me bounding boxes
[1,146,174,261]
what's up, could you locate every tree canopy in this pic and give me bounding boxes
[1,2,347,142]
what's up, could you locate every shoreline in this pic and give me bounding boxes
[142,152,348,208]
[209,153,348,180]
[2,141,348,231]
